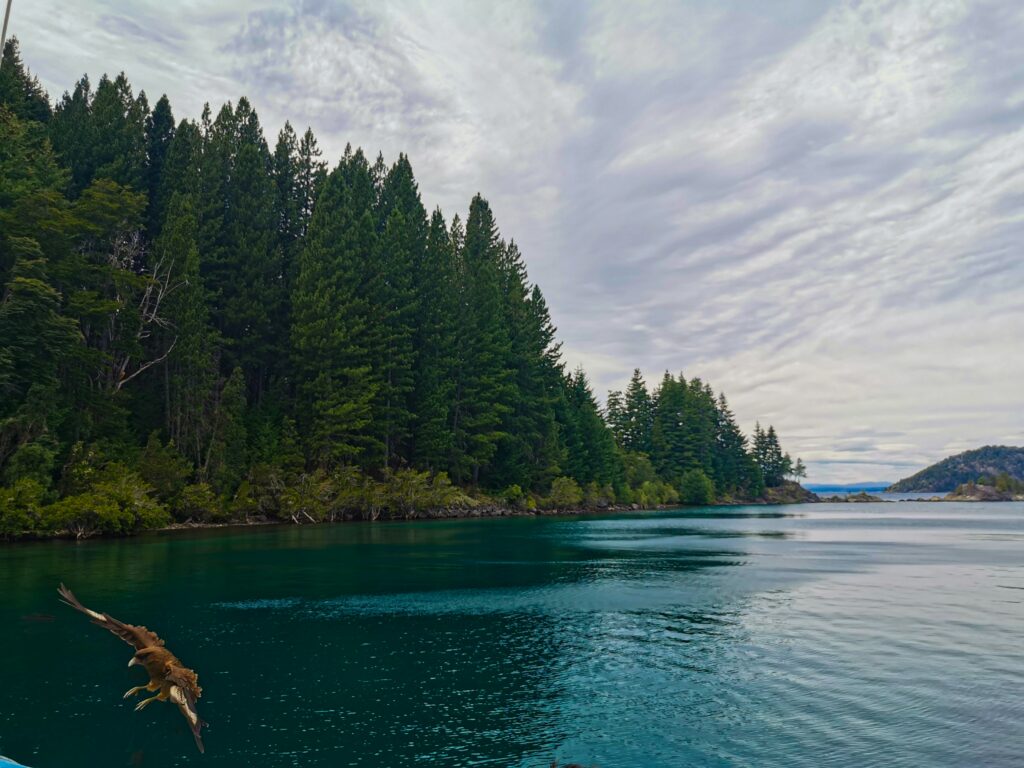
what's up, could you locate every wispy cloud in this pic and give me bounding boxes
[12,0,1024,482]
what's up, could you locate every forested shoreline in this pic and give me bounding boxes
[0,40,805,539]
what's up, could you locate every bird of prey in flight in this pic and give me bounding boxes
[57,584,206,753]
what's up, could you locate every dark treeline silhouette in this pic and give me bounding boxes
[0,40,802,537]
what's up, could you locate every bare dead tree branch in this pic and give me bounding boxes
[115,337,177,392]
[98,230,183,393]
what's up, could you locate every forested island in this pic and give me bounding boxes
[887,446,1024,493]
[0,41,806,539]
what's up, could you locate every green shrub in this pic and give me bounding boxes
[426,472,473,509]
[662,483,680,505]
[175,482,223,522]
[43,491,131,538]
[229,465,286,520]
[679,468,715,505]
[500,484,525,508]
[546,477,583,509]
[383,468,429,518]
[0,479,48,537]
[637,479,680,508]
[280,471,333,522]
[59,442,107,495]
[43,465,170,538]
[379,469,474,519]
[137,432,192,506]
[583,481,616,508]
[616,485,635,505]
[3,437,58,489]
[623,452,658,488]
[324,468,473,520]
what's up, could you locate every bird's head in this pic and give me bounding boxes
[129,648,156,667]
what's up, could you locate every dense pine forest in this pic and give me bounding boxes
[0,41,803,538]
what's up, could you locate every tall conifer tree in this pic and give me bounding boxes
[144,95,175,234]
[160,193,217,469]
[291,148,378,467]
[411,208,458,471]
[451,195,513,485]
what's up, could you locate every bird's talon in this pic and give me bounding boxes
[134,695,159,712]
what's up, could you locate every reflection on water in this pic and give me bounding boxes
[1,503,1023,767]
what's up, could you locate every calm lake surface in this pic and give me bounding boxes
[2,502,1022,767]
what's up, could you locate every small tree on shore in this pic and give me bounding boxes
[679,468,714,505]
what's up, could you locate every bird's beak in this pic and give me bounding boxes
[128,657,138,668]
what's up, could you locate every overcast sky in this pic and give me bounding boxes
[11,0,1024,483]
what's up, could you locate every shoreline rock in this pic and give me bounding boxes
[816,491,886,503]
[943,485,1024,502]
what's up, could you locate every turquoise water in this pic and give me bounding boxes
[1,502,1022,767]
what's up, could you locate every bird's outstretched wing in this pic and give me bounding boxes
[57,584,165,650]
[167,671,206,754]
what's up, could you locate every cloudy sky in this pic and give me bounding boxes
[11,0,1024,483]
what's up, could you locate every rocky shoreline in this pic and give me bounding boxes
[11,482,1021,543]
[160,491,815,534]
[815,491,886,503]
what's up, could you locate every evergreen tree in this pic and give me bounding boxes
[559,368,621,487]
[367,155,425,468]
[152,119,201,233]
[792,457,807,480]
[225,99,278,397]
[450,195,513,485]
[297,129,327,230]
[210,366,247,495]
[753,424,790,487]
[291,148,377,468]
[144,95,175,234]
[48,75,94,195]
[275,416,306,481]
[0,111,77,477]
[369,207,418,467]
[50,72,150,196]
[524,284,568,486]
[491,241,564,490]
[91,74,149,191]
[712,393,759,497]
[605,388,627,446]
[0,39,51,123]
[680,377,717,479]
[410,208,457,471]
[650,372,687,485]
[160,193,218,469]
[0,257,79,471]
[622,369,653,453]
[272,123,324,282]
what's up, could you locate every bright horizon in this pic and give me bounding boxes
[9,0,1024,483]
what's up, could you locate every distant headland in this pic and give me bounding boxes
[886,446,1024,493]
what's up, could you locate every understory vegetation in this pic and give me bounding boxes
[950,473,1024,499]
[0,41,804,539]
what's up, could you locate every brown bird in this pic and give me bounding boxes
[57,584,206,753]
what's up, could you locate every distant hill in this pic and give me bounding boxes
[887,446,1024,492]
[805,482,891,493]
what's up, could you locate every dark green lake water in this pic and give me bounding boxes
[1,503,1022,767]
